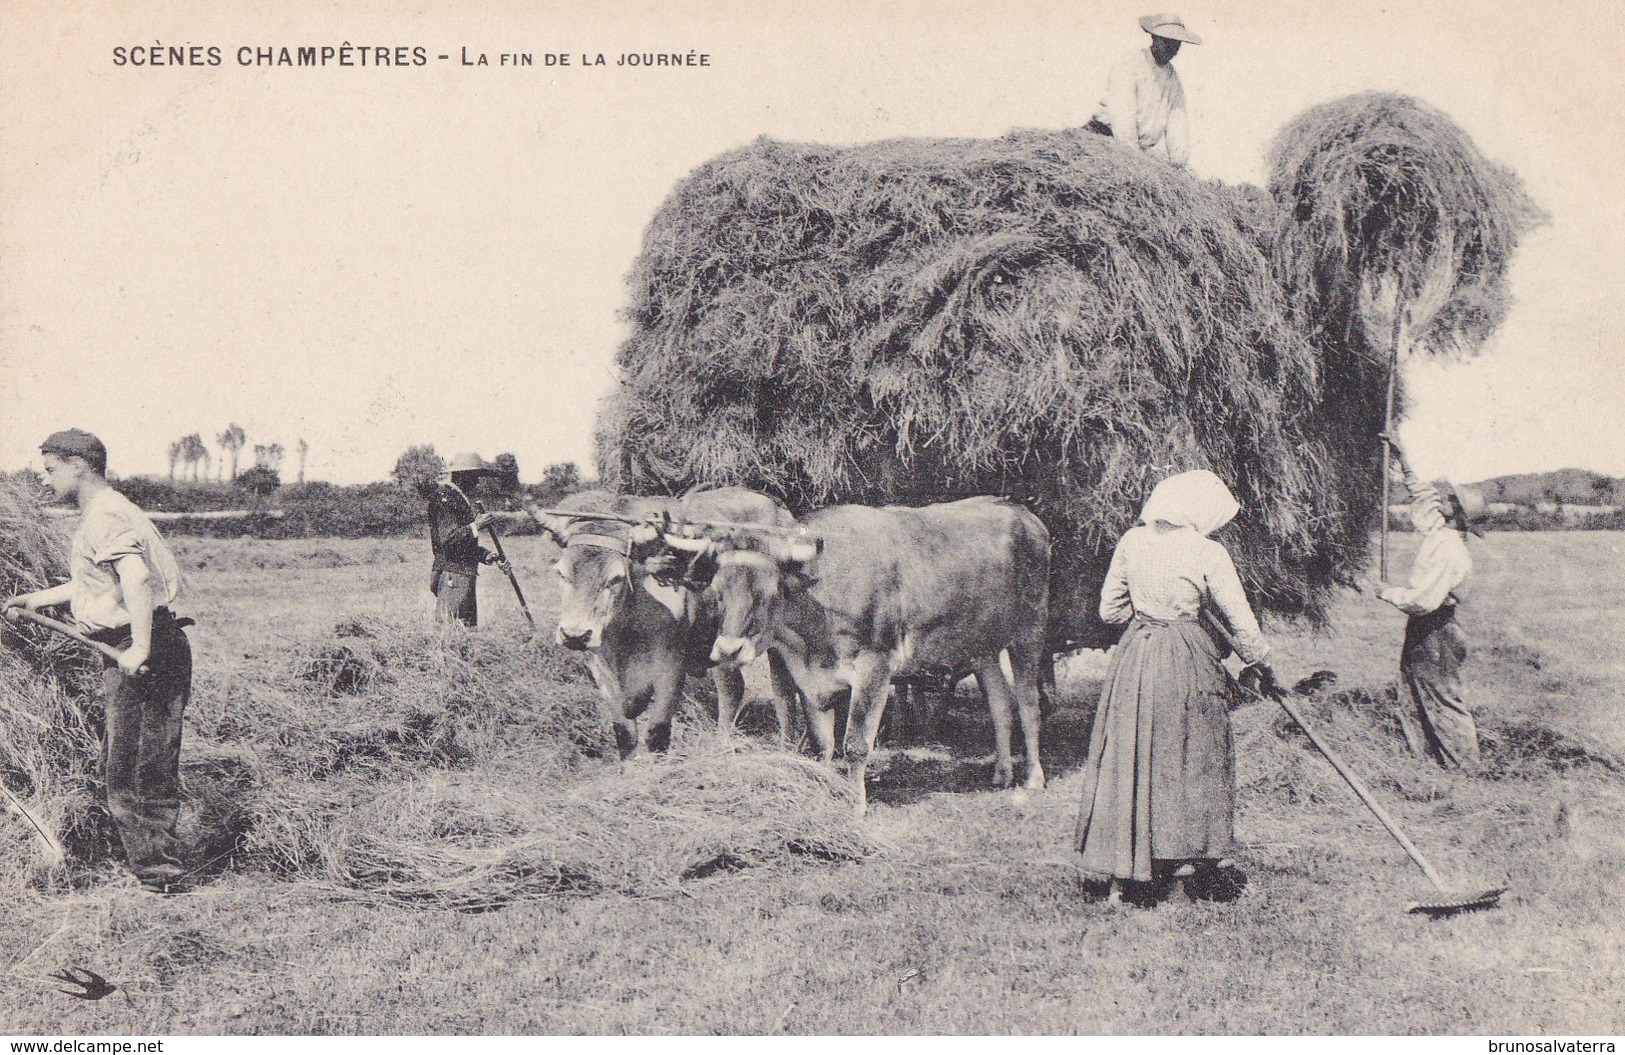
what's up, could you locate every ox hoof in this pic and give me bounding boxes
[1025,770,1046,791]
[991,766,1015,790]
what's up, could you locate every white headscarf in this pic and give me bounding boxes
[1139,469,1240,536]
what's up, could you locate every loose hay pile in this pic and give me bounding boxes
[0,474,109,888]
[598,94,1543,648]
[322,741,872,909]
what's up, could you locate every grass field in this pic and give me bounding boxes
[1,531,1621,1035]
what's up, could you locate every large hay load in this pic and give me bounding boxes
[0,474,110,886]
[597,93,1542,649]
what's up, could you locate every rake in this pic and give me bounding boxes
[1206,614,1505,914]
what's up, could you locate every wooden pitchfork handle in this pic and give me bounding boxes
[2,606,149,675]
[473,508,535,629]
[1379,306,1407,583]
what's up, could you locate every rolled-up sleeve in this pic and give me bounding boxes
[1381,534,1471,615]
[88,527,144,567]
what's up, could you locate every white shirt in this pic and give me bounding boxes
[68,486,184,632]
[1380,477,1473,617]
[1099,523,1270,663]
[1093,47,1191,166]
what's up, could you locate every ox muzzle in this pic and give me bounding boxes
[710,635,759,667]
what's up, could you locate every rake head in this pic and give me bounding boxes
[1406,885,1507,915]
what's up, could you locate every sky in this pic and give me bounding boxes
[2,0,1622,486]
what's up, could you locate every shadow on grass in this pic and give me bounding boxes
[862,688,1104,807]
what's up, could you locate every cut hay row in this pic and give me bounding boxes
[320,741,872,909]
[597,94,1542,649]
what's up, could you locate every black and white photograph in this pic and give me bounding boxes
[1,0,1621,1039]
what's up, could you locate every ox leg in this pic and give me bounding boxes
[767,650,798,749]
[587,656,639,760]
[844,654,893,816]
[1007,639,1047,789]
[638,667,684,755]
[881,682,905,744]
[1038,649,1058,718]
[805,691,839,764]
[712,664,746,738]
[975,664,1018,789]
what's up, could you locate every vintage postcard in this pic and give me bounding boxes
[1,0,1620,1039]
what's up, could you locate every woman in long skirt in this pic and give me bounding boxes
[1074,470,1278,902]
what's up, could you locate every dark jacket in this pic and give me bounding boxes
[428,482,492,575]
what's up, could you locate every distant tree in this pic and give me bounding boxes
[487,452,521,508]
[217,423,247,480]
[493,452,520,487]
[297,438,309,484]
[252,443,285,471]
[181,433,209,482]
[1590,476,1612,506]
[391,444,445,492]
[236,465,281,510]
[167,440,184,480]
[535,462,582,505]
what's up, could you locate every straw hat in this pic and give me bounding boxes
[1435,480,1488,537]
[1138,12,1201,44]
[442,451,499,476]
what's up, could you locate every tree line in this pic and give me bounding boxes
[166,424,311,488]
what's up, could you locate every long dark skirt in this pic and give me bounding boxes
[1074,616,1237,882]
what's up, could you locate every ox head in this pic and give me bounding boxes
[663,529,821,669]
[533,509,664,651]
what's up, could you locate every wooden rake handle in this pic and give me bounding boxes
[1201,612,1451,893]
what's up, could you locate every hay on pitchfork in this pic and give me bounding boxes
[596,95,1541,649]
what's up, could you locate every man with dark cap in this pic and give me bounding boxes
[3,429,193,893]
[1375,434,1486,770]
[1087,13,1200,167]
[425,451,510,627]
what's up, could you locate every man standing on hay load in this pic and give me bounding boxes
[1087,13,1198,167]
[425,451,508,628]
[3,429,192,895]
[1375,435,1486,771]
[1074,470,1278,905]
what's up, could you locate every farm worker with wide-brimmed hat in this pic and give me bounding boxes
[1374,435,1485,770]
[425,451,509,627]
[1087,12,1199,167]
[3,429,194,894]
[1074,469,1277,903]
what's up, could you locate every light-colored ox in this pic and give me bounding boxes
[667,496,1049,813]
[529,487,797,758]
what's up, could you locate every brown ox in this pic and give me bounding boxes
[669,496,1049,813]
[529,487,797,758]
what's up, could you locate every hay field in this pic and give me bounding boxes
[0,531,1621,1035]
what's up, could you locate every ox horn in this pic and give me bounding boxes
[773,532,822,563]
[661,533,714,555]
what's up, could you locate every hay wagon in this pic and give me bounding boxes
[596,94,1541,652]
